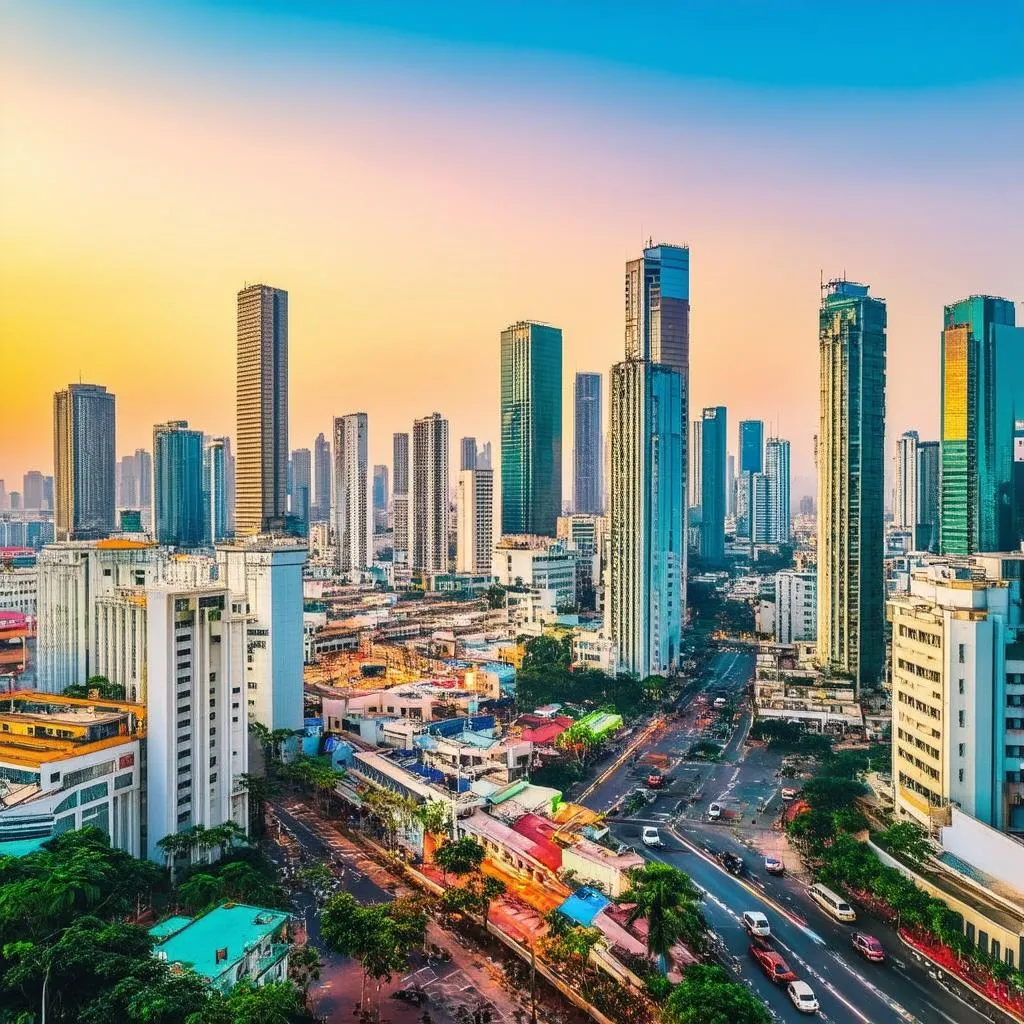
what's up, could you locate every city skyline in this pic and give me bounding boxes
[4,6,1022,491]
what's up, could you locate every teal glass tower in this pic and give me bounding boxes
[203,437,228,544]
[699,406,727,564]
[500,321,562,537]
[817,280,886,691]
[940,296,1024,555]
[154,420,204,547]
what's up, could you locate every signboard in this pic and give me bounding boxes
[119,753,135,769]
[1015,435,1024,463]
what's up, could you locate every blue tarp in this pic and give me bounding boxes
[558,886,611,927]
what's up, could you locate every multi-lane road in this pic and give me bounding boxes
[583,650,997,1024]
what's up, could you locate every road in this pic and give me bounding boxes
[579,649,996,1024]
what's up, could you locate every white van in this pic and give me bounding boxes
[708,802,722,820]
[810,882,857,922]
[741,911,770,937]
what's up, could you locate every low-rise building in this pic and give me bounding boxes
[562,838,644,897]
[0,567,37,616]
[0,691,145,858]
[492,537,577,609]
[571,629,618,674]
[774,570,816,644]
[149,903,291,992]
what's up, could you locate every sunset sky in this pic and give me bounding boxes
[2,2,1022,500]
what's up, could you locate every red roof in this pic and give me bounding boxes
[510,813,563,871]
[519,715,573,745]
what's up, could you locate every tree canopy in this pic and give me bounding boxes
[662,964,770,1024]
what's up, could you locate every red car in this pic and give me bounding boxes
[851,932,885,962]
[646,773,665,789]
[749,940,798,984]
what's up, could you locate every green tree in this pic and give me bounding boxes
[62,676,126,700]
[621,861,708,973]
[177,872,222,914]
[434,836,485,882]
[876,820,931,865]
[287,944,322,1005]
[415,800,451,839]
[662,964,770,1024]
[237,772,278,837]
[195,980,315,1024]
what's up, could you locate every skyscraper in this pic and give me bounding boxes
[689,418,702,509]
[372,463,389,533]
[749,473,770,544]
[574,372,603,515]
[895,431,920,532]
[500,321,562,537]
[459,437,477,472]
[739,420,764,474]
[477,441,492,471]
[699,406,727,564]
[236,283,288,535]
[54,383,116,541]
[136,448,152,511]
[153,420,204,547]
[118,455,139,508]
[313,431,331,522]
[818,280,886,690]
[411,413,449,574]
[726,453,736,518]
[333,414,369,572]
[940,295,1024,555]
[917,441,940,551]
[764,437,791,544]
[393,432,410,564]
[290,447,311,534]
[456,468,494,574]
[203,437,229,544]
[610,359,684,677]
[22,471,44,510]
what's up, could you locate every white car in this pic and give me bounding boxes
[708,802,722,819]
[787,981,819,1014]
[641,827,663,847]
[741,911,770,937]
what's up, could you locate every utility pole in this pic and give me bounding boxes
[530,941,537,1024]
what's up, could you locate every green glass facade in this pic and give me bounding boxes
[500,321,562,537]
[940,296,1023,554]
[154,420,204,547]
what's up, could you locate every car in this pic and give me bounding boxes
[851,932,886,962]
[646,772,665,789]
[787,981,819,1014]
[781,787,798,801]
[708,802,722,819]
[764,855,785,876]
[718,851,744,875]
[749,940,797,984]
[741,911,771,937]
[641,827,663,847]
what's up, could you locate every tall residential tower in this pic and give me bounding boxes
[333,414,369,572]
[574,372,603,514]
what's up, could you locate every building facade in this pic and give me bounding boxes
[574,372,603,515]
[333,413,369,573]
[392,432,410,565]
[500,321,563,537]
[313,431,331,522]
[699,406,727,564]
[290,447,311,534]
[54,383,116,541]
[492,537,576,609]
[153,421,204,547]
[456,469,494,575]
[203,438,229,545]
[765,436,791,544]
[775,570,817,644]
[411,413,449,575]
[817,280,887,690]
[235,284,288,535]
[460,437,477,472]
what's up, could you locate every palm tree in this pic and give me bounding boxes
[157,831,195,884]
[622,861,708,973]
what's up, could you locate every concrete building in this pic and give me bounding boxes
[0,568,36,617]
[556,513,606,609]
[500,321,563,537]
[699,406,727,564]
[290,447,311,534]
[54,383,116,541]
[372,463,389,533]
[765,437,791,544]
[574,372,603,515]
[22,471,44,510]
[818,280,887,691]
[411,413,449,575]
[754,649,863,735]
[0,691,145,858]
[392,432,410,565]
[609,359,685,677]
[890,561,1024,833]
[235,284,288,535]
[153,421,204,548]
[333,413,369,573]
[460,437,477,472]
[456,468,494,575]
[313,431,331,522]
[774,570,817,644]
[492,536,576,609]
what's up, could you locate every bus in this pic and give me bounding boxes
[809,883,856,922]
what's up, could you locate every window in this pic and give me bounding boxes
[80,781,109,804]
[959,710,966,727]
[50,771,61,783]
[958,743,966,757]
[959,643,966,664]
[958,769,965,782]
[114,772,134,791]
[958,679,965,695]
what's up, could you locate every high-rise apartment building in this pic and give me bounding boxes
[290,448,311,534]
[749,472,770,545]
[699,406,727,564]
[456,468,494,574]
[203,438,229,544]
[136,448,152,512]
[118,455,138,509]
[726,454,736,518]
[393,432,410,564]
[54,383,116,541]
[574,372,603,515]
[689,418,702,509]
[372,464,389,533]
[817,280,887,690]
[313,432,331,522]
[765,437,791,544]
[460,437,477,472]
[917,441,940,551]
[153,421,204,547]
[477,441,492,471]
[411,413,449,574]
[22,471,44,510]
[610,360,684,677]
[235,283,288,535]
[895,430,920,532]
[739,420,764,474]
[774,570,817,644]
[333,414,369,572]
[940,295,1024,555]
[500,321,562,537]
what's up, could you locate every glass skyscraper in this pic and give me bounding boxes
[573,372,602,514]
[153,420,204,547]
[739,420,763,474]
[765,437,791,544]
[940,295,1024,554]
[313,432,331,522]
[203,437,228,544]
[53,383,116,541]
[699,406,727,564]
[290,447,311,535]
[817,280,886,691]
[500,321,562,537]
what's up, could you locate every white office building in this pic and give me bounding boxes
[775,571,817,644]
[765,437,791,544]
[456,469,494,575]
[333,413,369,573]
[492,537,577,609]
[0,568,37,616]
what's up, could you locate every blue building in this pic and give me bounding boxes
[573,372,603,515]
[153,420,204,547]
[739,420,764,474]
[699,406,727,564]
[501,321,563,537]
[203,437,229,544]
